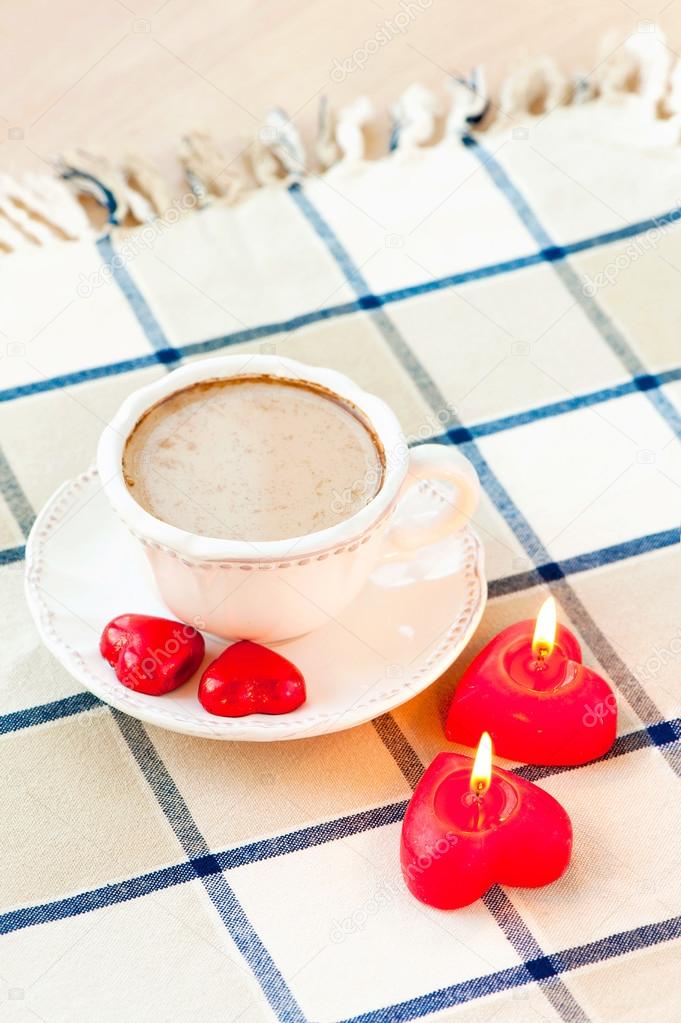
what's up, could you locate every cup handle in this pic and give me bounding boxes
[386,444,480,552]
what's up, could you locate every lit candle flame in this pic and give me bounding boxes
[532,596,557,661]
[470,731,492,798]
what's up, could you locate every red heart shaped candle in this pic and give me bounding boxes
[199,640,306,717]
[446,598,617,766]
[100,614,205,695]
[401,734,572,909]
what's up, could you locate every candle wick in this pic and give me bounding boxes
[471,783,487,829]
[533,647,548,672]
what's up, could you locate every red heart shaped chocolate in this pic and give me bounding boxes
[199,640,306,717]
[401,752,572,909]
[446,620,616,765]
[100,614,205,696]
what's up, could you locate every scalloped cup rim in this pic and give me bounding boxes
[96,354,407,562]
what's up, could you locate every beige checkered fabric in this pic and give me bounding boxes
[1,93,681,1022]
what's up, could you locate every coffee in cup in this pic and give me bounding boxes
[122,375,385,542]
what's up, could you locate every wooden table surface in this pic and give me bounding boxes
[1,0,680,186]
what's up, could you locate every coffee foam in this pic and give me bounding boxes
[122,375,385,542]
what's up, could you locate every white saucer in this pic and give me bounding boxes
[25,468,487,741]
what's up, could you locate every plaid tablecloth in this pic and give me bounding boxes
[2,84,681,1022]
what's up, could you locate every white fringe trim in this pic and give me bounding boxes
[0,25,678,252]
[335,96,375,162]
[391,84,441,149]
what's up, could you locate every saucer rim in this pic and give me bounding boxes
[25,467,487,742]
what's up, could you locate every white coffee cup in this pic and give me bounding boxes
[97,355,480,642]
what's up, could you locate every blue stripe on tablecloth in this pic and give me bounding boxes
[516,717,681,782]
[1,520,672,741]
[371,714,426,790]
[4,466,300,1013]
[0,526,676,735]
[96,237,172,353]
[1,205,676,406]
[0,544,26,566]
[1,394,301,1015]
[0,352,180,403]
[0,302,364,403]
[0,692,102,735]
[6,223,303,1014]
[0,713,677,992]
[447,140,677,732]
[561,205,681,254]
[443,366,681,445]
[488,526,679,597]
[290,184,373,295]
[460,137,552,247]
[217,800,408,869]
[292,179,681,734]
[480,888,590,1023]
[0,448,35,536]
[0,439,34,573]
[110,710,305,1023]
[0,800,410,936]
[339,911,681,1023]
[460,427,669,732]
[481,889,590,1022]
[462,135,681,441]
[182,298,365,356]
[0,860,200,935]
[379,251,550,301]
[2,348,680,463]
[0,711,677,936]
[2,715,680,1007]
[344,963,533,1021]
[289,185,589,1023]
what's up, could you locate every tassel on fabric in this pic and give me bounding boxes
[56,148,162,225]
[0,210,31,250]
[335,96,374,162]
[121,154,174,218]
[571,74,596,105]
[0,173,91,249]
[22,173,93,238]
[316,97,340,169]
[499,57,568,119]
[390,84,441,149]
[0,187,55,246]
[594,28,671,108]
[446,67,489,135]
[263,108,306,179]
[57,155,121,225]
[3,22,681,253]
[666,58,681,117]
[249,109,306,187]
[178,131,246,206]
[250,138,286,186]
